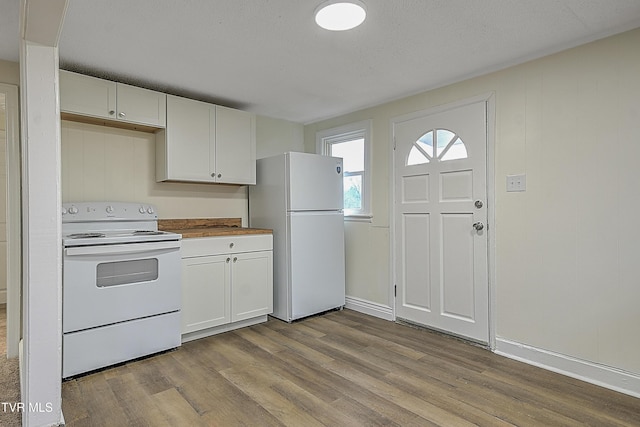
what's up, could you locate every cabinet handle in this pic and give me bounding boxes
[109,110,115,116]
[229,242,234,248]
[217,173,222,178]
[233,257,238,263]
[210,173,215,178]
[226,257,230,263]
[118,112,126,118]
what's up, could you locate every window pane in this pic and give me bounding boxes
[416,131,434,157]
[331,138,364,172]
[436,129,455,156]
[343,175,362,210]
[407,146,429,165]
[440,138,468,161]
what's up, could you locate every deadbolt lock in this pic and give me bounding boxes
[475,200,483,209]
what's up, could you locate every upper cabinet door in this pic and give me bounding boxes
[116,83,166,127]
[162,95,215,183]
[60,70,166,128]
[60,71,116,120]
[215,106,256,185]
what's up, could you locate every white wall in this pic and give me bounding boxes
[256,115,304,159]
[0,59,20,86]
[305,28,640,386]
[61,115,304,225]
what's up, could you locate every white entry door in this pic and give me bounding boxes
[393,100,488,343]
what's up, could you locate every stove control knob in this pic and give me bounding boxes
[139,206,146,214]
[68,206,78,215]
[106,205,114,214]
[146,207,154,214]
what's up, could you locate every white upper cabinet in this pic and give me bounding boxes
[59,70,166,128]
[215,105,256,185]
[115,83,166,127]
[158,95,215,182]
[59,71,116,119]
[156,95,256,185]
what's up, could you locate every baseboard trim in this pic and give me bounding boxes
[181,315,268,343]
[495,337,640,398]
[344,296,394,321]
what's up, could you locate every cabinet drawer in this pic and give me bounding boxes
[182,234,273,258]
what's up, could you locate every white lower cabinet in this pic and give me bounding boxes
[182,254,231,333]
[181,234,273,341]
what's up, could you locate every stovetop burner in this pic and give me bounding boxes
[67,232,106,239]
[62,202,181,247]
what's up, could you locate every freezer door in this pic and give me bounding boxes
[288,211,345,320]
[287,152,343,211]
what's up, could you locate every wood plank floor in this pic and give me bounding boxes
[62,309,640,426]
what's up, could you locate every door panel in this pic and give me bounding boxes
[441,213,475,320]
[394,100,488,343]
[402,213,431,312]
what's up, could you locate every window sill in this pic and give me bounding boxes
[344,214,373,223]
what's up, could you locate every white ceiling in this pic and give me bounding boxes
[2,0,640,124]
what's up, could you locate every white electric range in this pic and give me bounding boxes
[62,202,182,378]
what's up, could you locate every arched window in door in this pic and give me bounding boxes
[407,128,468,165]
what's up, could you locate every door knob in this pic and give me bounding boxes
[473,222,484,231]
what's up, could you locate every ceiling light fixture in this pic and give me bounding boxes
[314,1,367,31]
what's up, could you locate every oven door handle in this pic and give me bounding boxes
[65,241,181,257]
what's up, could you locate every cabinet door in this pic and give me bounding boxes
[231,251,273,322]
[116,83,166,127]
[182,254,231,334]
[164,95,216,182]
[215,106,256,185]
[59,70,116,119]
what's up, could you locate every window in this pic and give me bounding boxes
[317,120,372,218]
[407,128,468,165]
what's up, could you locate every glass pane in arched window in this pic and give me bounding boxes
[435,129,455,157]
[408,146,429,165]
[416,131,434,157]
[407,130,433,165]
[440,137,468,161]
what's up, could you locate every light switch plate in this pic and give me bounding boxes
[506,174,526,192]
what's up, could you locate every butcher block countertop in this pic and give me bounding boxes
[158,218,272,238]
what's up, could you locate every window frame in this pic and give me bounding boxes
[316,119,372,220]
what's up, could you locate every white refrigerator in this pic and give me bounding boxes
[249,152,345,322]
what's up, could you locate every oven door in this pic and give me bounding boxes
[63,240,181,333]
